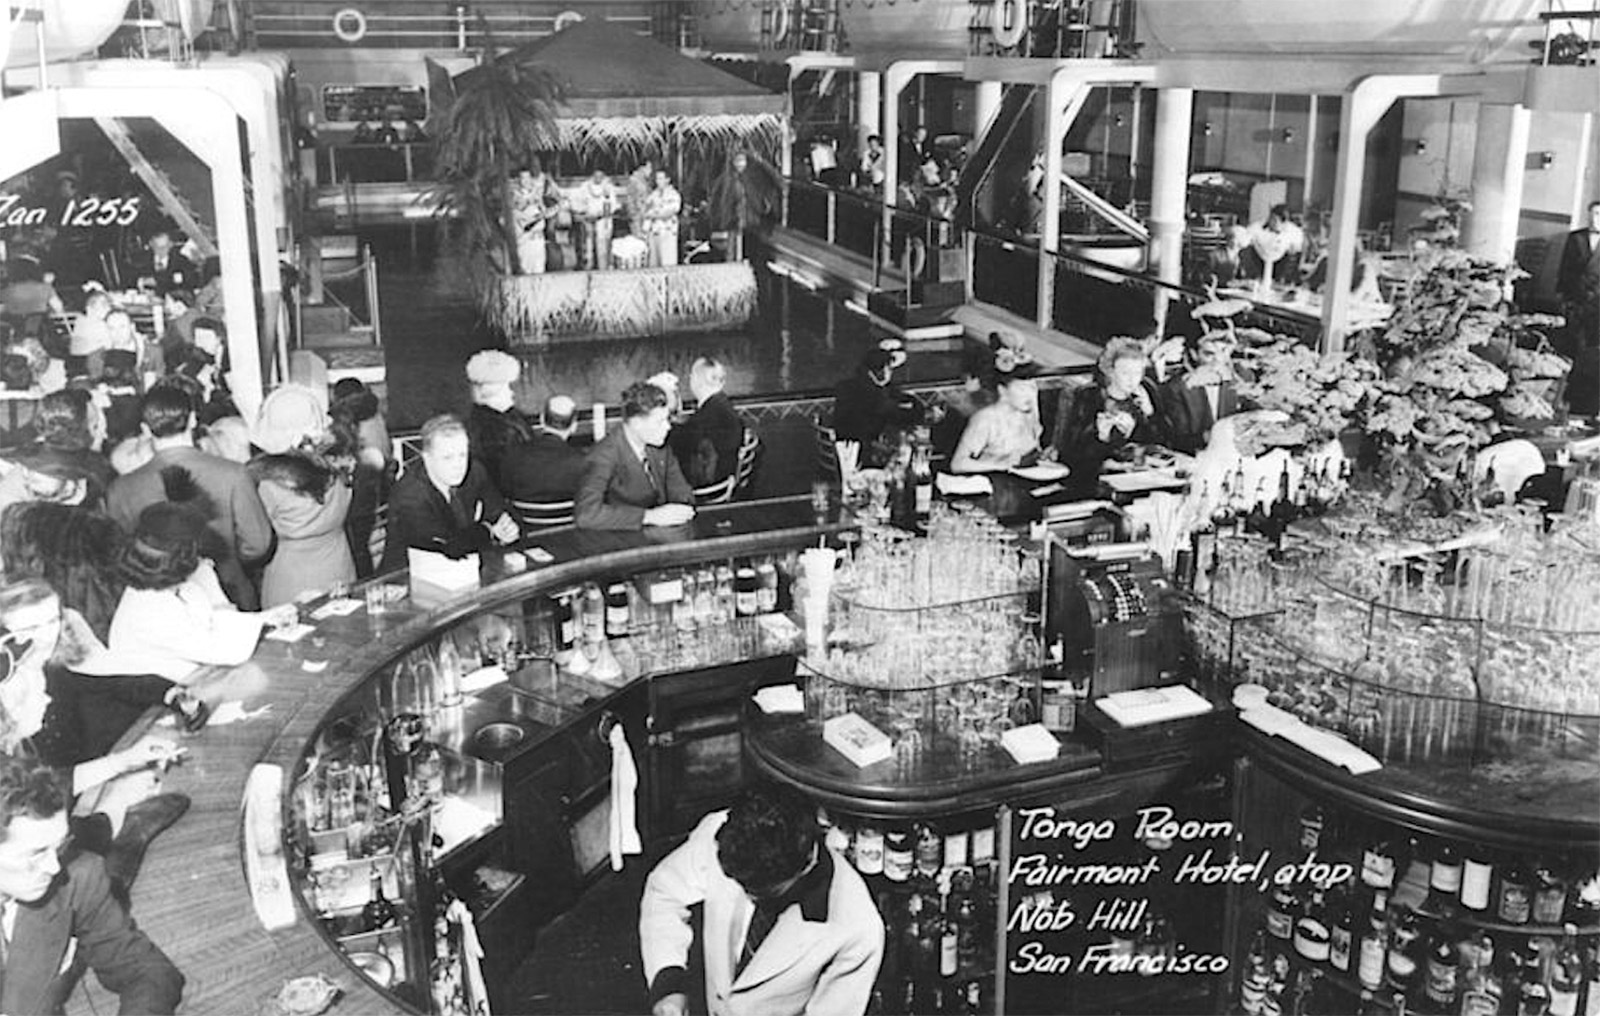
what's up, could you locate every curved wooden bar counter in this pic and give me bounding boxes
[81,495,840,1016]
[78,490,1600,1016]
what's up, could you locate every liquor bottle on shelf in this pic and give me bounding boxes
[1456,948,1504,1016]
[908,429,934,522]
[939,891,960,979]
[756,557,780,613]
[361,864,396,932]
[1459,846,1493,914]
[1328,888,1355,974]
[1239,929,1272,1015]
[1417,920,1459,1014]
[1384,906,1422,997]
[884,827,913,884]
[1357,895,1389,992]
[1499,857,1534,926]
[1533,864,1570,927]
[1294,888,1332,964]
[914,823,943,883]
[1518,948,1551,1016]
[1361,831,1403,897]
[1547,923,1582,1016]
[734,565,759,617]
[604,581,630,637]
[1426,840,1463,917]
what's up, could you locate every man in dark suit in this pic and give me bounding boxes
[379,414,519,574]
[575,381,694,530]
[131,230,196,298]
[500,394,588,504]
[0,754,185,1015]
[1557,200,1600,415]
[106,386,273,609]
[1154,331,1242,453]
[671,356,744,488]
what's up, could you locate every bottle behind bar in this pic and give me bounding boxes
[604,581,630,637]
[1548,923,1582,1016]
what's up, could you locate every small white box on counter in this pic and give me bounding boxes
[1000,723,1061,764]
[823,713,893,767]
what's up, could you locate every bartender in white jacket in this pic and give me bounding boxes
[639,782,884,1016]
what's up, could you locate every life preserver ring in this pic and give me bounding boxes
[553,9,584,32]
[991,0,1028,49]
[765,1,789,47]
[332,8,367,43]
[903,235,927,279]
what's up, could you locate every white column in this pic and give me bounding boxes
[975,79,1003,139]
[1324,76,1444,352]
[1464,103,1531,263]
[858,70,882,152]
[1037,77,1083,329]
[1149,87,1193,303]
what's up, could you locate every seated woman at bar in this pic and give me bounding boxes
[1051,337,1157,490]
[950,369,1043,474]
[107,469,299,681]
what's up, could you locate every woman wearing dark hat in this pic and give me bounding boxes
[106,467,298,681]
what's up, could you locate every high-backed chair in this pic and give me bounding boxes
[812,415,840,483]
[511,498,576,529]
[692,472,737,505]
[734,425,761,493]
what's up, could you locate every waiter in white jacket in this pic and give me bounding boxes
[639,782,885,1016]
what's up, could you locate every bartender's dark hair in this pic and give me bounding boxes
[621,380,668,421]
[0,754,67,841]
[716,782,820,893]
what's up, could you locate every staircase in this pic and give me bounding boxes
[954,83,1037,230]
[93,116,218,258]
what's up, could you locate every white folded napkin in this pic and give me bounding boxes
[936,473,993,496]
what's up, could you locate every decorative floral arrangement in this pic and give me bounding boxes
[1237,337,1379,447]
[1363,248,1568,513]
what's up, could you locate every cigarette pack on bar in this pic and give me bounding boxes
[823,713,893,768]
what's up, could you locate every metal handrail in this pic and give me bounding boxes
[782,176,1328,345]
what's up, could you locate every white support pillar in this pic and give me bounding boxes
[975,79,1003,138]
[1464,103,1530,263]
[1324,74,1446,352]
[1037,73,1088,329]
[1149,86,1193,333]
[55,86,263,420]
[858,70,882,152]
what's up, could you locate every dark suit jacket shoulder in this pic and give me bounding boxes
[4,852,185,1015]
[379,460,506,573]
[105,446,273,608]
[574,429,690,530]
[671,392,743,486]
[1153,376,1238,454]
[499,431,587,503]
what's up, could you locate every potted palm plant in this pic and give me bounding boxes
[428,35,566,317]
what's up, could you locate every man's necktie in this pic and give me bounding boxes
[736,901,782,976]
[641,453,661,504]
